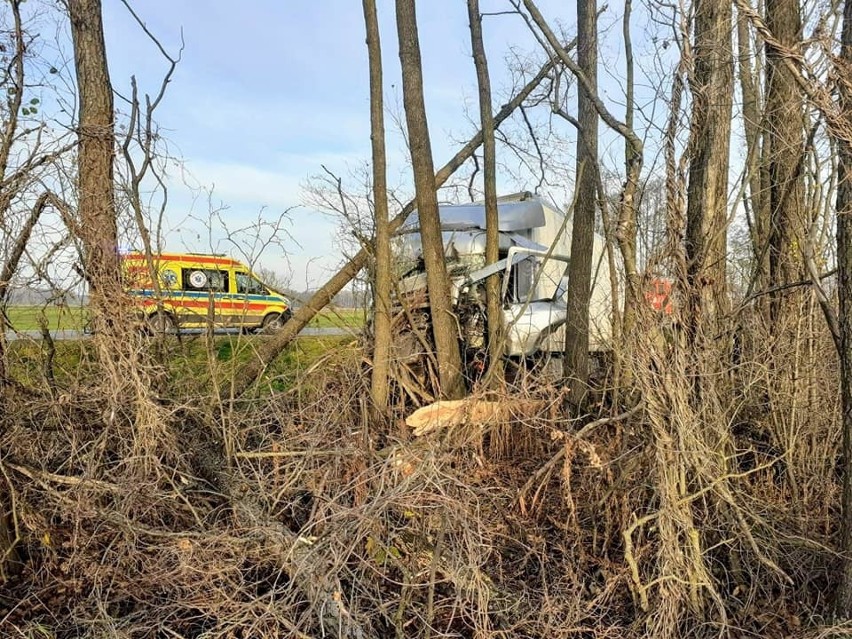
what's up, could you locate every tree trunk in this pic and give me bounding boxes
[736,10,769,293]
[68,0,121,328]
[685,0,733,340]
[395,0,465,400]
[362,0,392,415]
[834,0,852,618]
[562,0,598,403]
[764,0,804,319]
[466,0,504,388]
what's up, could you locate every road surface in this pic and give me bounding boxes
[4,326,351,342]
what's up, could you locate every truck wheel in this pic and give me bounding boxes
[146,311,174,336]
[261,312,285,334]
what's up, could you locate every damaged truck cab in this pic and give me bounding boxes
[394,192,614,360]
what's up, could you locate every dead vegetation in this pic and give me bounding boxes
[0,296,845,638]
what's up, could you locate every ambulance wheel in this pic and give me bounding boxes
[146,311,175,336]
[261,312,285,334]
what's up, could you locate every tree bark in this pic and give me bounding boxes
[395,0,464,400]
[764,0,804,320]
[834,0,852,618]
[227,56,559,397]
[685,0,733,339]
[736,9,769,293]
[362,0,392,415]
[466,0,504,387]
[67,0,121,327]
[562,0,598,402]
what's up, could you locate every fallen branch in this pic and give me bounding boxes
[181,422,368,639]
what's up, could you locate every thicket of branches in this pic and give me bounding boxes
[2,0,852,637]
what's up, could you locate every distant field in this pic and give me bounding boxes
[3,304,365,333]
[4,305,88,332]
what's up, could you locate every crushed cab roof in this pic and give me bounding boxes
[402,197,549,233]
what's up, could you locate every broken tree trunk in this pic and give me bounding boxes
[227,53,566,398]
[406,398,544,436]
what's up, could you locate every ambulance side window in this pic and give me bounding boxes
[182,268,229,292]
[235,272,267,295]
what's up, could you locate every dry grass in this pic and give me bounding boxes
[0,292,846,638]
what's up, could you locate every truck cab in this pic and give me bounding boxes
[394,193,615,359]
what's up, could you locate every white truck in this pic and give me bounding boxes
[394,192,615,362]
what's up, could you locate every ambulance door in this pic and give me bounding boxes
[233,271,268,327]
[180,266,230,327]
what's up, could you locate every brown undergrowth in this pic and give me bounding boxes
[0,303,845,637]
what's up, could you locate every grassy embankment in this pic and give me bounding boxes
[7,330,357,396]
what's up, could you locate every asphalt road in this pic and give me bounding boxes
[4,326,351,342]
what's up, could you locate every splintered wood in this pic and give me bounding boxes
[405,398,543,436]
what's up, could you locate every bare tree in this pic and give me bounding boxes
[736,7,769,293]
[684,0,733,339]
[0,2,75,386]
[362,0,393,414]
[67,0,121,331]
[228,57,558,397]
[466,0,504,388]
[765,0,805,320]
[395,0,464,400]
[519,0,644,333]
[0,2,30,564]
[561,0,598,402]
[732,0,852,615]
[115,0,182,307]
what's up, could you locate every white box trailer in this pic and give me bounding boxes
[394,192,614,357]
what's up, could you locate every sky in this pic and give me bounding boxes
[82,0,640,289]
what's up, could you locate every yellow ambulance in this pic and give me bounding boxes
[122,252,292,333]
